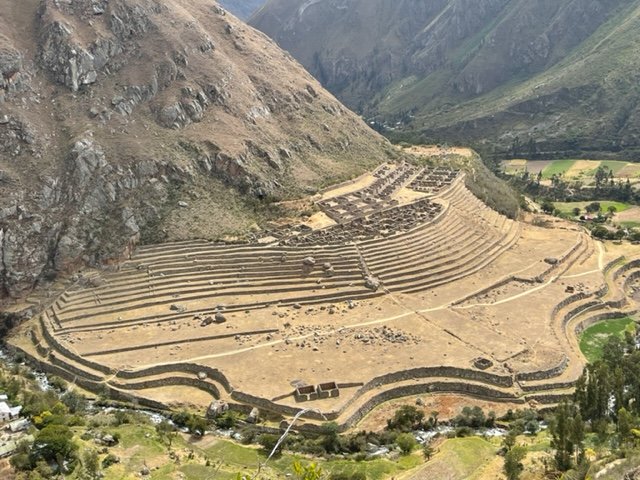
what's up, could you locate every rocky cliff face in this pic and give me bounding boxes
[252,0,640,156]
[0,0,392,300]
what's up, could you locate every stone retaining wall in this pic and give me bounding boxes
[614,259,640,280]
[116,363,233,392]
[112,376,221,398]
[40,315,115,374]
[233,365,513,423]
[516,356,569,382]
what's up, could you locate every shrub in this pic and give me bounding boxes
[396,433,417,455]
[591,226,609,239]
[102,453,120,468]
[387,405,424,431]
[214,412,236,429]
[330,473,366,480]
[258,434,281,455]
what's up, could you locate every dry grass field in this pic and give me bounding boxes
[9,159,640,430]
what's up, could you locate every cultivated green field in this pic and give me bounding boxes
[502,159,640,181]
[413,437,498,480]
[554,200,631,215]
[541,160,576,179]
[579,317,636,363]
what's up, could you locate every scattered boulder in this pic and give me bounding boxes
[207,400,229,417]
[246,407,259,424]
[302,256,316,267]
[364,276,380,291]
[544,257,559,265]
[170,304,186,312]
[214,311,227,323]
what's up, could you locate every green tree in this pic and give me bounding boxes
[186,415,208,436]
[541,200,555,214]
[396,433,417,455]
[594,167,609,190]
[591,225,609,239]
[572,207,581,217]
[503,430,517,451]
[258,434,281,456]
[32,424,77,469]
[78,449,100,480]
[61,390,88,414]
[569,412,585,465]
[422,443,435,460]
[320,422,340,453]
[585,202,602,214]
[618,408,634,444]
[387,405,424,431]
[503,445,526,480]
[155,420,177,449]
[549,402,574,471]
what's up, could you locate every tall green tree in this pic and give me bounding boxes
[549,402,575,472]
[504,446,526,480]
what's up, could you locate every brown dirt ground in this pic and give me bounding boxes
[403,145,474,158]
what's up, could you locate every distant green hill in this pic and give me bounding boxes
[252,0,640,158]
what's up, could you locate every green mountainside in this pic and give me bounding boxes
[251,0,640,158]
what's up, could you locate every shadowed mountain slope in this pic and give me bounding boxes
[251,0,640,157]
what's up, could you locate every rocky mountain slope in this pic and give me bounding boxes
[251,0,640,158]
[0,0,393,300]
[218,0,265,20]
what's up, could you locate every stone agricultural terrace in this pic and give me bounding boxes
[11,162,640,429]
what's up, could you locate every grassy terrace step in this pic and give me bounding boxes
[380,220,517,288]
[130,240,361,263]
[400,222,521,294]
[361,215,467,261]
[55,280,370,325]
[59,263,363,308]
[369,229,489,278]
[85,248,360,288]
[56,288,380,334]
[82,328,279,357]
[364,221,481,269]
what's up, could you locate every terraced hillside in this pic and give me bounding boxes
[9,163,640,429]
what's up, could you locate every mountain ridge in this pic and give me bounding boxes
[251,0,640,158]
